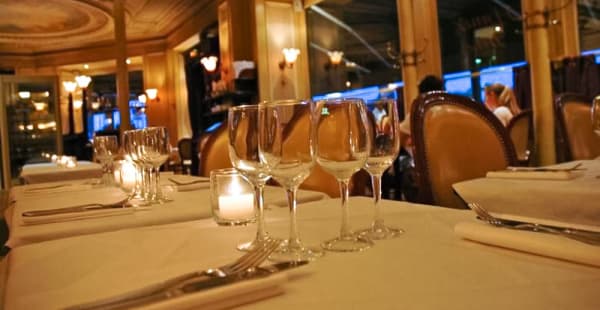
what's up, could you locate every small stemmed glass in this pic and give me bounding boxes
[93,135,119,186]
[259,100,324,261]
[314,98,373,252]
[228,105,278,251]
[358,99,404,239]
[140,127,172,204]
[122,129,148,205]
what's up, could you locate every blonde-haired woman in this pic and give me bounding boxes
[484,83,521,126]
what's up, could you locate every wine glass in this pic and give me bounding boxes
[358,99,404,239]
[314,98,373,252]
[228,104,277,251]
[93,135,119,186]
[258,100,324,261]
[140,127,171,204]
[592,95,600,137]
[122,129,148,205]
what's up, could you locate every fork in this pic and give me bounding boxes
[67,239,281,310]
[468,202,600,246]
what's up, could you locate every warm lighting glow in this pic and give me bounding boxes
[138,94,147,104]
[91,102,100,110]
[18,91,31,99]
[201,56,219,72]
[26,124,34,130]
[75,75,91,88]
[83,64,89,69]
[43,91,50,97]
[63,81,77,93]
[32,101,47,111]
[282,48,300,67]
[345,81,351,88]
[73,100,83,109]
[328,51,344,65]
[494,25,502,32]
[126,58,131,64]
[145,88,158,100]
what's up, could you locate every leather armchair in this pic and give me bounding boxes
[555,93,600,160]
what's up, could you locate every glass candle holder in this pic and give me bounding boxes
[210,168,256,226]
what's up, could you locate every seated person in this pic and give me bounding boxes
[484,83,521,126]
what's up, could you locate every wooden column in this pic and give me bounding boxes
[412,0,442,80]
[397,0,419,114]
[114,0,131,134]
[523,0,556,165]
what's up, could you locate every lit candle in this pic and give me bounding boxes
[218,178,254,219]
[66,158,77,168]
[120,160,137,190]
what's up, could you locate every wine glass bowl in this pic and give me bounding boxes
[93,135,119,186]
[258,100,323,261]
[314,98,373,252]
[140,127,171,204]
[359,99,404,240]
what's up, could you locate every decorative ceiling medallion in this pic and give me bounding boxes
[0,0,112,46]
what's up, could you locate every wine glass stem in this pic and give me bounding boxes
[339,179,352,239]
[153,166,161,198]
[254,184,269,242]
[371,173,384,226]
[286,186,302,249]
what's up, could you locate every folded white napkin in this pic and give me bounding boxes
[165,175,210,192]
[486,169,580,180]
[454,221,600,267]
[21,207,139,226]
[73,273,287,310]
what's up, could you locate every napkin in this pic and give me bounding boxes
[71,273,287,310]
[454,221,600,267]
[165,175,210,192]
[485,169,581,180]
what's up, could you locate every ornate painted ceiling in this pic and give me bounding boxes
[0,0,212,54]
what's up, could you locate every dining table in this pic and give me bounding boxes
[1,196,599,309]
[19,161,103,184]
[3,177,329,248]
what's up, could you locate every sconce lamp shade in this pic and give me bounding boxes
[18,91,31,99]
[328,51,344,65]
[63,81,77,93]
[138,94,147,104]
[146,88,158,100]
[73,100,83,109]
[201,56,219,72]
[75,75,92,88]
[282,48,300,66]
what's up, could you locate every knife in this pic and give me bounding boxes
[66,260,308,310]
[168,177,210,186]
[22,198,130,217]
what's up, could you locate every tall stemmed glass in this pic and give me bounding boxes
[259,100,324,261]
[140,127,171,204]
[228,105,276,251]
[314,98,373,252]
[93,135,119,186]
[358,99,404,239]
[592,95,600,137]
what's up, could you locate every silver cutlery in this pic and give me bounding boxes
[468,202,600,246]
[168,177,210,186]
[22,198,130,217]
[24,184,72,192]
[67,239,284,310]
[506,162,584,172]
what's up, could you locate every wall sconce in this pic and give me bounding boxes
[33,101,47,111]
[201,56,219,72]
[145,88,159,102]
[63,81,77,93]
[73,100,83,110]
[18,91,31,99]
[279,48,300,70]
[328,51,344,66]
[75,75,91,88]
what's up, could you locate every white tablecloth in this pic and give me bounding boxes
[5,183,328,248]
[19,161,103,184]
[453,160,600,230]
[3,197,600,309]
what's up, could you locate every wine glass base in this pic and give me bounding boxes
[321,234,373,252]
[269,240,324,262]
[237,236,280,252]
[358,225,404,240]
